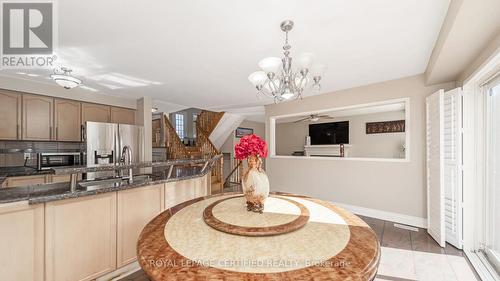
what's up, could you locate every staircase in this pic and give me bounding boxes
[223,157,243,192]
[163,114,189,159]
[162,110,225,194]
[195,110,225,193]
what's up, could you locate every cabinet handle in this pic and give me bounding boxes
[81,125,86,142]
[16,124,19,139]
[56,127,58,140]
[50,126,52,140]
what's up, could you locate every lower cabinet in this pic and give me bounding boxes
[116,184,164,267]
[45,193,117,281]
[0,202,44,281]
[0,176,210,281]
[165,175,210,209]
[165,178,196,209]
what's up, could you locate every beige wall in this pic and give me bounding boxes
[266,75,455,219]
[221,120,265,155]
[276,111,406,158]
[221,120,266,176]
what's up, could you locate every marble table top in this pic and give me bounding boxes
[137,192,380,280]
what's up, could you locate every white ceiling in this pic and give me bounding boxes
[0,0,449,111]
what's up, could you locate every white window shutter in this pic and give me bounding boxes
[443,88,463,249]
[426,89,446,247]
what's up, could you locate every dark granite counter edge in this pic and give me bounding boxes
[27,170,210,205]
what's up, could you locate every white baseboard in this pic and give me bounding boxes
[332,202,427,229]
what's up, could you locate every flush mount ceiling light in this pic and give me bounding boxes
[248,20,327,103]
[50,67,82,89]
[151,107,159,113]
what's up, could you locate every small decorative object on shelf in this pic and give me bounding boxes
[235,134,269,213]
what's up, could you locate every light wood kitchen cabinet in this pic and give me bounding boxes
[22,94,54,140]
[117,184,164,267]
[2,174,48,188]
[195,174,210,197]
[165,177,208,209]
[54,99,81,141]
[45,193,117,281]
[111,106,136,125]
[81,102,111,124]
[0,91,22,140]
[0,202,44,281]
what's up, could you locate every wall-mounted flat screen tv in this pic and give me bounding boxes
[309,121,349,145]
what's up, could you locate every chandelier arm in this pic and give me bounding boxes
[259,85,276,99]
[269,78,281,94]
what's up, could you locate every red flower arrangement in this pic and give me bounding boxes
[234,134,268,160]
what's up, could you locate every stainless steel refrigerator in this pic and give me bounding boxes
[85,121,145,179]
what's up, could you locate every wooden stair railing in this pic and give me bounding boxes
[196,124,223,187]
[224,158,242,188]
[163,115,189,159]
[197,110,224,135]
[195,110,225,192]
[160,109,225,193]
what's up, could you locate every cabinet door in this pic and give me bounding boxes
[22,94,54,140]
[194,175,209,198]
[81,103,110,124]
[3,175,47,188]
[0,202,44,281]
[165,179,197,209]
[0,91,21,140]
[45,193,117,281]
[110,107,136,124]
[55,99,81,141]
[117,184,164,267]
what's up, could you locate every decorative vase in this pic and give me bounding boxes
[241,155,269,213]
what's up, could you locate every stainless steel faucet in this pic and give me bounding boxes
[120,145,133,183]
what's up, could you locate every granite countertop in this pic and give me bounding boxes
[50,157,217,175]
[0,166,210,205]
[0,166,54,186]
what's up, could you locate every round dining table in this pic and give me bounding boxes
[137,192,380,280]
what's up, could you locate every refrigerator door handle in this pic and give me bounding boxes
[94,150,114,164]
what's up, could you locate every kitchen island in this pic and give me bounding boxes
[0,156,220,281]
[138,192,380,281]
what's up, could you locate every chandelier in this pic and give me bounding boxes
[248,20,326,103]
[50,67,82,89]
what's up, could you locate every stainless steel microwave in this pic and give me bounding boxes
[36,152,83,170]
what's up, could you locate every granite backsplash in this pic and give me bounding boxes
[0,141,85,167]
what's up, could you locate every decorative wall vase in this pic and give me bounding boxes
[242,155,269,213]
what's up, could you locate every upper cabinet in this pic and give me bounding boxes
[0,91,22,140]
[81,103,111,124]
[22,94,54,141]
[0,92,137,141]
[54,99,81,141]
[110,107,136,125]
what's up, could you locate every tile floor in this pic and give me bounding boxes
[121,216,480,281]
